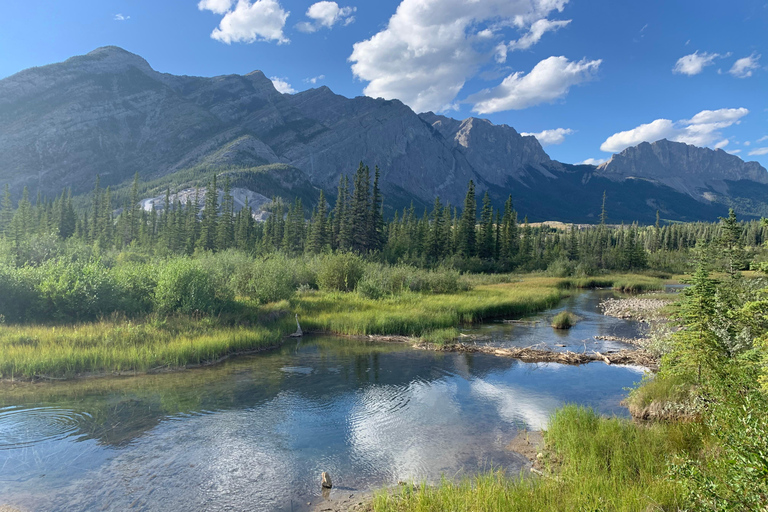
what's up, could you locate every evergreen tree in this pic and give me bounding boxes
[1,184,13,236]
[308,190,329,254]
[457,180,477,258]
[216,177,235,251]
[368,166,386,253]
[197,177,219,252]
[479,191,494,259]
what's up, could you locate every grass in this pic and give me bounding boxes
[371,405,701,512]
[294,277,565,337]
[550,311,577,329]
[558,274,664,293]
[0,273,656,380]
[0,306,295,379]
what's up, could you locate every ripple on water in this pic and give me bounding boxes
[0,406,92,450]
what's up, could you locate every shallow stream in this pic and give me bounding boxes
[0,290,649,511]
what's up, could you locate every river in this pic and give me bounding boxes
[0,289,649,511]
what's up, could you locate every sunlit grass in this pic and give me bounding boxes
[294,277,565,337]
[558,274,664,293]
[372,405,701,512]
[0,310,294,379]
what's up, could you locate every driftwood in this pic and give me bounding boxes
[414,342,658,370]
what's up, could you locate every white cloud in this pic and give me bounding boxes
[744,141,752,146]
[727,149,742,154]
[469,56,601,114]
[672,51,720,75]
[714,139,729,149]
[729,53,761,78]
[114,13,130,21]
[749,147,768,156]
[600,107,749,153]
[198,0,233,15]
[297,1,355,32]
[505,19,571,53]
[348,0,571,113]
[270,76,296,94]
[579,157,607,165]
[520,127,574,146]
[757,136,768,143]
[303,74,326,84]
[206,0,290,44]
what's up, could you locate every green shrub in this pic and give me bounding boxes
[551,311,577,329]
[155,258,227,315]
[232,254,316,303]
[33,259,119,321]
[112,262,158,314]
[317,252,365,292]
[0,265,37,323]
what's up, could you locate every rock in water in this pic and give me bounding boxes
[321,472,333,489]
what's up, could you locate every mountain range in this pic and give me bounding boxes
[1,46,767,223]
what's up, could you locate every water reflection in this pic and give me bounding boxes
[0,292,648,512]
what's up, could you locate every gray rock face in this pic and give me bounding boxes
[0,46,552,206]
[596,139,768,201]
[2,47,767,219]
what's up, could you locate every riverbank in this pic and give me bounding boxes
[370,405,698,511]
[0,274,663,382]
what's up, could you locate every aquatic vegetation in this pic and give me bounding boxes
[372,406,699,512]
[550,311,577,329]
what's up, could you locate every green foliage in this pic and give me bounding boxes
[551,311,576,329]
[373,406,697,512]
[232,254,316,304]
[154,258,228,315]
[317,252,365,292]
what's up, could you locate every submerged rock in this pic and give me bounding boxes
[321,471,333,489]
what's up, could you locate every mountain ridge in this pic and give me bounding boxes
[1,46,766,223]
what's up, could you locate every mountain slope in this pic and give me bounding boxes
[1,46,767,222]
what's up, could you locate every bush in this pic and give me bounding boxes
[0,265,37,323]
[112,262,158,315]
[232,254,317,304]
[317,252,365,292]
[33,259,120,321]
[155,258,227,315]
[551,311,577,329]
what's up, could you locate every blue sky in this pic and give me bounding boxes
[1,0,766,166]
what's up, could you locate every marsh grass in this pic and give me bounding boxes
[0,308,294,379]
[550,311,577,329]
[294,277,564,337]
[558,274,664,293]
[372,405,700,512]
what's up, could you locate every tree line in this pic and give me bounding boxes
[2,163,766,273]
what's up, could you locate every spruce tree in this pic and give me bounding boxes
[457,180,477,258]
[197,177,218,252]
[479,191,494,259]
[1,184,13,236]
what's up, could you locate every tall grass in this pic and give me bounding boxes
[550,311,576,329]
[0,309,294,379]
[372,405,700,512]
[295,277,564,337]
[557,274,664,293]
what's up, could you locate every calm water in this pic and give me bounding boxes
[0,290,649,512]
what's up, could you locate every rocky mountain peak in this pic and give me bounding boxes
[596,138,768,200]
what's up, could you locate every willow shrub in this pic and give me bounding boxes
[154,258,229,315]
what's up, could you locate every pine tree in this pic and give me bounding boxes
[350,162,372,252]
[197,177,219,252]
[308,190,329,254]
[457,180,477,258]
[599,190,608,225]
[216,177,235,251]
[368,166,386,253]
[479,191,494,259]
[0,184,13,236]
